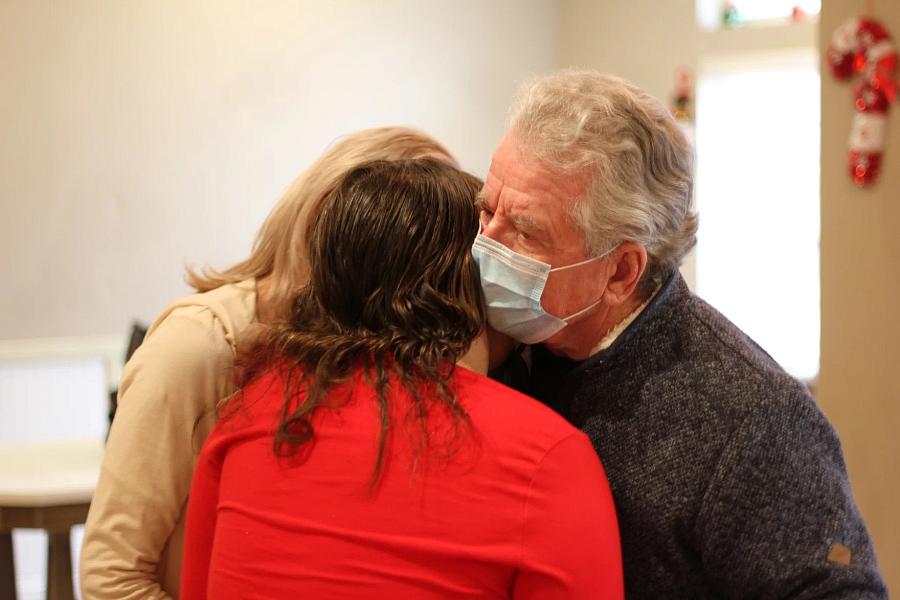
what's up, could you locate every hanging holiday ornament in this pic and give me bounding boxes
[722,2,743,28]
[671,67,694,122]
[791,6,813,24]
[827,16,898,186]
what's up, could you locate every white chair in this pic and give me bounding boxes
[0,357,108,600]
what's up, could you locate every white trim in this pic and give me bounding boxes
[0,335,125,389]
[867,40,894,63]
[849,113,888,153]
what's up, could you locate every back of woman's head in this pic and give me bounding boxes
[187,127,458,319]
[238,159,485,477]
[306,159,484,359]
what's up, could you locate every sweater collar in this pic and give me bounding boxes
[575,270,687,371]
[589,285,659,356]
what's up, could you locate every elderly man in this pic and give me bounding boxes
[476,71,886,598]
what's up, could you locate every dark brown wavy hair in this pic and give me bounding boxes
[235,158,485,481]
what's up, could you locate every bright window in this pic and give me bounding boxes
[694,49,820,380]
[729,0,820,23]
[697,0,820,30]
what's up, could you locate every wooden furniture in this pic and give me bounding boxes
[0,438,103,600]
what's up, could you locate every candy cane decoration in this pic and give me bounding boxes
[827,17,898,186]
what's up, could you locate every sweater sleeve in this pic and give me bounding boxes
[179,427,226,600]
[696,385,887,599]
[513,431,624,600]
[79,308,233,600]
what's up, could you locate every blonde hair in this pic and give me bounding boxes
[510,71,697,294]
[186,127,457,318]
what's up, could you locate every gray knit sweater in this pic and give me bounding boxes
[520,274,886,598]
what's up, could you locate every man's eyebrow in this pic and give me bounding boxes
[510,212,543,232]
[473,190,544,233]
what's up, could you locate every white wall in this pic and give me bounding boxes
[0,0,559,340]
[1,5,558,595]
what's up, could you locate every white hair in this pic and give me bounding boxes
[509,70,698,294]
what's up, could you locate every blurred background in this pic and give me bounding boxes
[1,0,897,597]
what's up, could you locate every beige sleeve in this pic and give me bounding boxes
[79,307,233,600]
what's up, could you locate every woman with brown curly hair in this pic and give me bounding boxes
[80,127,477,599]
[180,159,623,599]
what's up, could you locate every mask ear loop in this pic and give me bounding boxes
[553,244,618,322]
[549,244,618,273]
[560,295,604,323]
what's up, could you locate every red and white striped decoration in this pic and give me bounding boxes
[827,17,898,186]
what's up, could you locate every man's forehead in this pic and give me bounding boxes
[487,134,589,202]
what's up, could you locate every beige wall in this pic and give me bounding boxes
[0,0,558,339]
[819,1,900,593]
[559,0,699,103]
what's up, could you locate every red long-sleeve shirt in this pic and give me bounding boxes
[181,366,622,599]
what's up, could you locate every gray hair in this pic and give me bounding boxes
[509,70,698,295]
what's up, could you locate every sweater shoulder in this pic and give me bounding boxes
[146,279,258,350]
[676,295,810,400]
[576,290,814,432]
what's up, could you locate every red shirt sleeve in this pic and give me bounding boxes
[179,428,225,600]
[513,431,623,600]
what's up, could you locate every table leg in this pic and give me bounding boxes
[47,530,74,600]
[0,531,17,600]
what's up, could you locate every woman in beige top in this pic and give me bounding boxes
[79,127,489,599]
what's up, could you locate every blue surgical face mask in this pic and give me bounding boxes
[471,233,612,344]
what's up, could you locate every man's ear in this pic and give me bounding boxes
[602,242,648,307]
